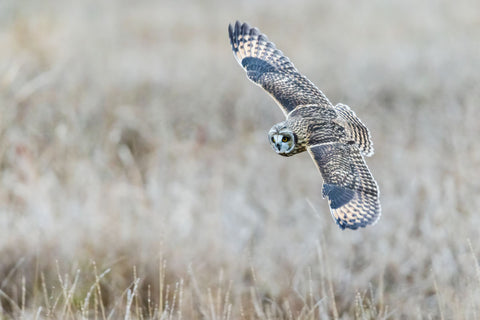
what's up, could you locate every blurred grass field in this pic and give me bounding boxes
[1,0,480,318]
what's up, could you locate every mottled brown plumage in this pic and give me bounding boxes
[228,21,381,230]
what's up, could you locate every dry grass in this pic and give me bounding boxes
[1,0,480,318]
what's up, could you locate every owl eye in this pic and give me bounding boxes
[282,136,289,142]
[271,136,275,143]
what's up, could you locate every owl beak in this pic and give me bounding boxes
[276,143,282,151]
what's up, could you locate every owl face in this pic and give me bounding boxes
[268,124,296,155]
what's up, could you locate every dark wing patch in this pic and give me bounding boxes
[334,103,374,157]
[241,57,277,81]
[322,184,355,209]
[308,143,381,230]
[228,21,331,116]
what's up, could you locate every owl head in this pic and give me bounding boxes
[268,123,296,156]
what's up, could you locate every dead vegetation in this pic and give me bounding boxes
[1,0,480,318]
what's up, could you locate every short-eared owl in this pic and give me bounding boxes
[228,21,381,230]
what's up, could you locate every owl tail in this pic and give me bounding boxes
[334,103,374,157]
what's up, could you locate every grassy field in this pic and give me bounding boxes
[1,0,480,318]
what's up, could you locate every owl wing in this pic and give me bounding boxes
[307,142,381,230]
[228,21,332,117]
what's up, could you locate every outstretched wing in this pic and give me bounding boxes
[228,21,331,117]
[308,142,381,230]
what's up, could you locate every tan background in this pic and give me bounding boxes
[1,0,479,318]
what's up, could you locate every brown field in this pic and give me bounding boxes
[1,0,480,318]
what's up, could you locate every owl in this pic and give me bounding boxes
[228,21,381,230]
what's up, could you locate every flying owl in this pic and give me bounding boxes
[228,21,381,230]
